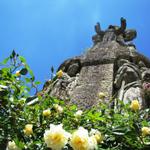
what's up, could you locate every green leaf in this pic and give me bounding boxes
[31,76,35,82]
[25,78,31,83]
[51,66,54,73]
[1,57,9,65]
[96,117,106,122]
[0,70,3,74]
[53,98,59,104]
[2,67,10,73]
[12,50,16,58]
[34,81,41,85]
[70,105,77,111]
[26,65,34,77]
[20,68,28,75]
[19,56,26,63]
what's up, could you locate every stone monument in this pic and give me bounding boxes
[42,18,150,109]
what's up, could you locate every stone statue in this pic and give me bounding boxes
[92,17,137,46]
[106,17,126,45]
[40,19,150,109]
[114,59,144,105]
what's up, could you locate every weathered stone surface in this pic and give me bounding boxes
[42,18,150,109]
[43,72,79,101]
[69,64,114,108]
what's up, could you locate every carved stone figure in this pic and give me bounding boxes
[41,19,150,109]
[92,17,137,46]
[114,59,144,105]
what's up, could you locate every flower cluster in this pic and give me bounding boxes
[2,52,150,150]
[44,124,102,150]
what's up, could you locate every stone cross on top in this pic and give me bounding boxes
[92,17,137,47]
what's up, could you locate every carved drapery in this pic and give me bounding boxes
[114,59,144,105]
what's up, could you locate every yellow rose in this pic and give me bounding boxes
[23,124,33,136]
[43,109,51,117]
[56,70,63,78]
[142,127,150,136]
[70,127,90,150]
[98,92,106,99]
[7,141,20,150]
[44,124,71,150]
[130,100,140,111]
[15,70,21,77]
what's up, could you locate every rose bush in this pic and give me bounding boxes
[0,51,150,150]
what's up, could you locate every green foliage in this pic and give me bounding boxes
[0,51,150,150]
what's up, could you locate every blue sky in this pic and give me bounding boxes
[0,0,150,90]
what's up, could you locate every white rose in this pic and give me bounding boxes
[74,110,83,118]
[142,127,150,136]
[54,104,63,113]
[89,135,98,150]
[44,124,71,150]
[98,92,106,99]
[7,141,20,150]
[90,129,103,143]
